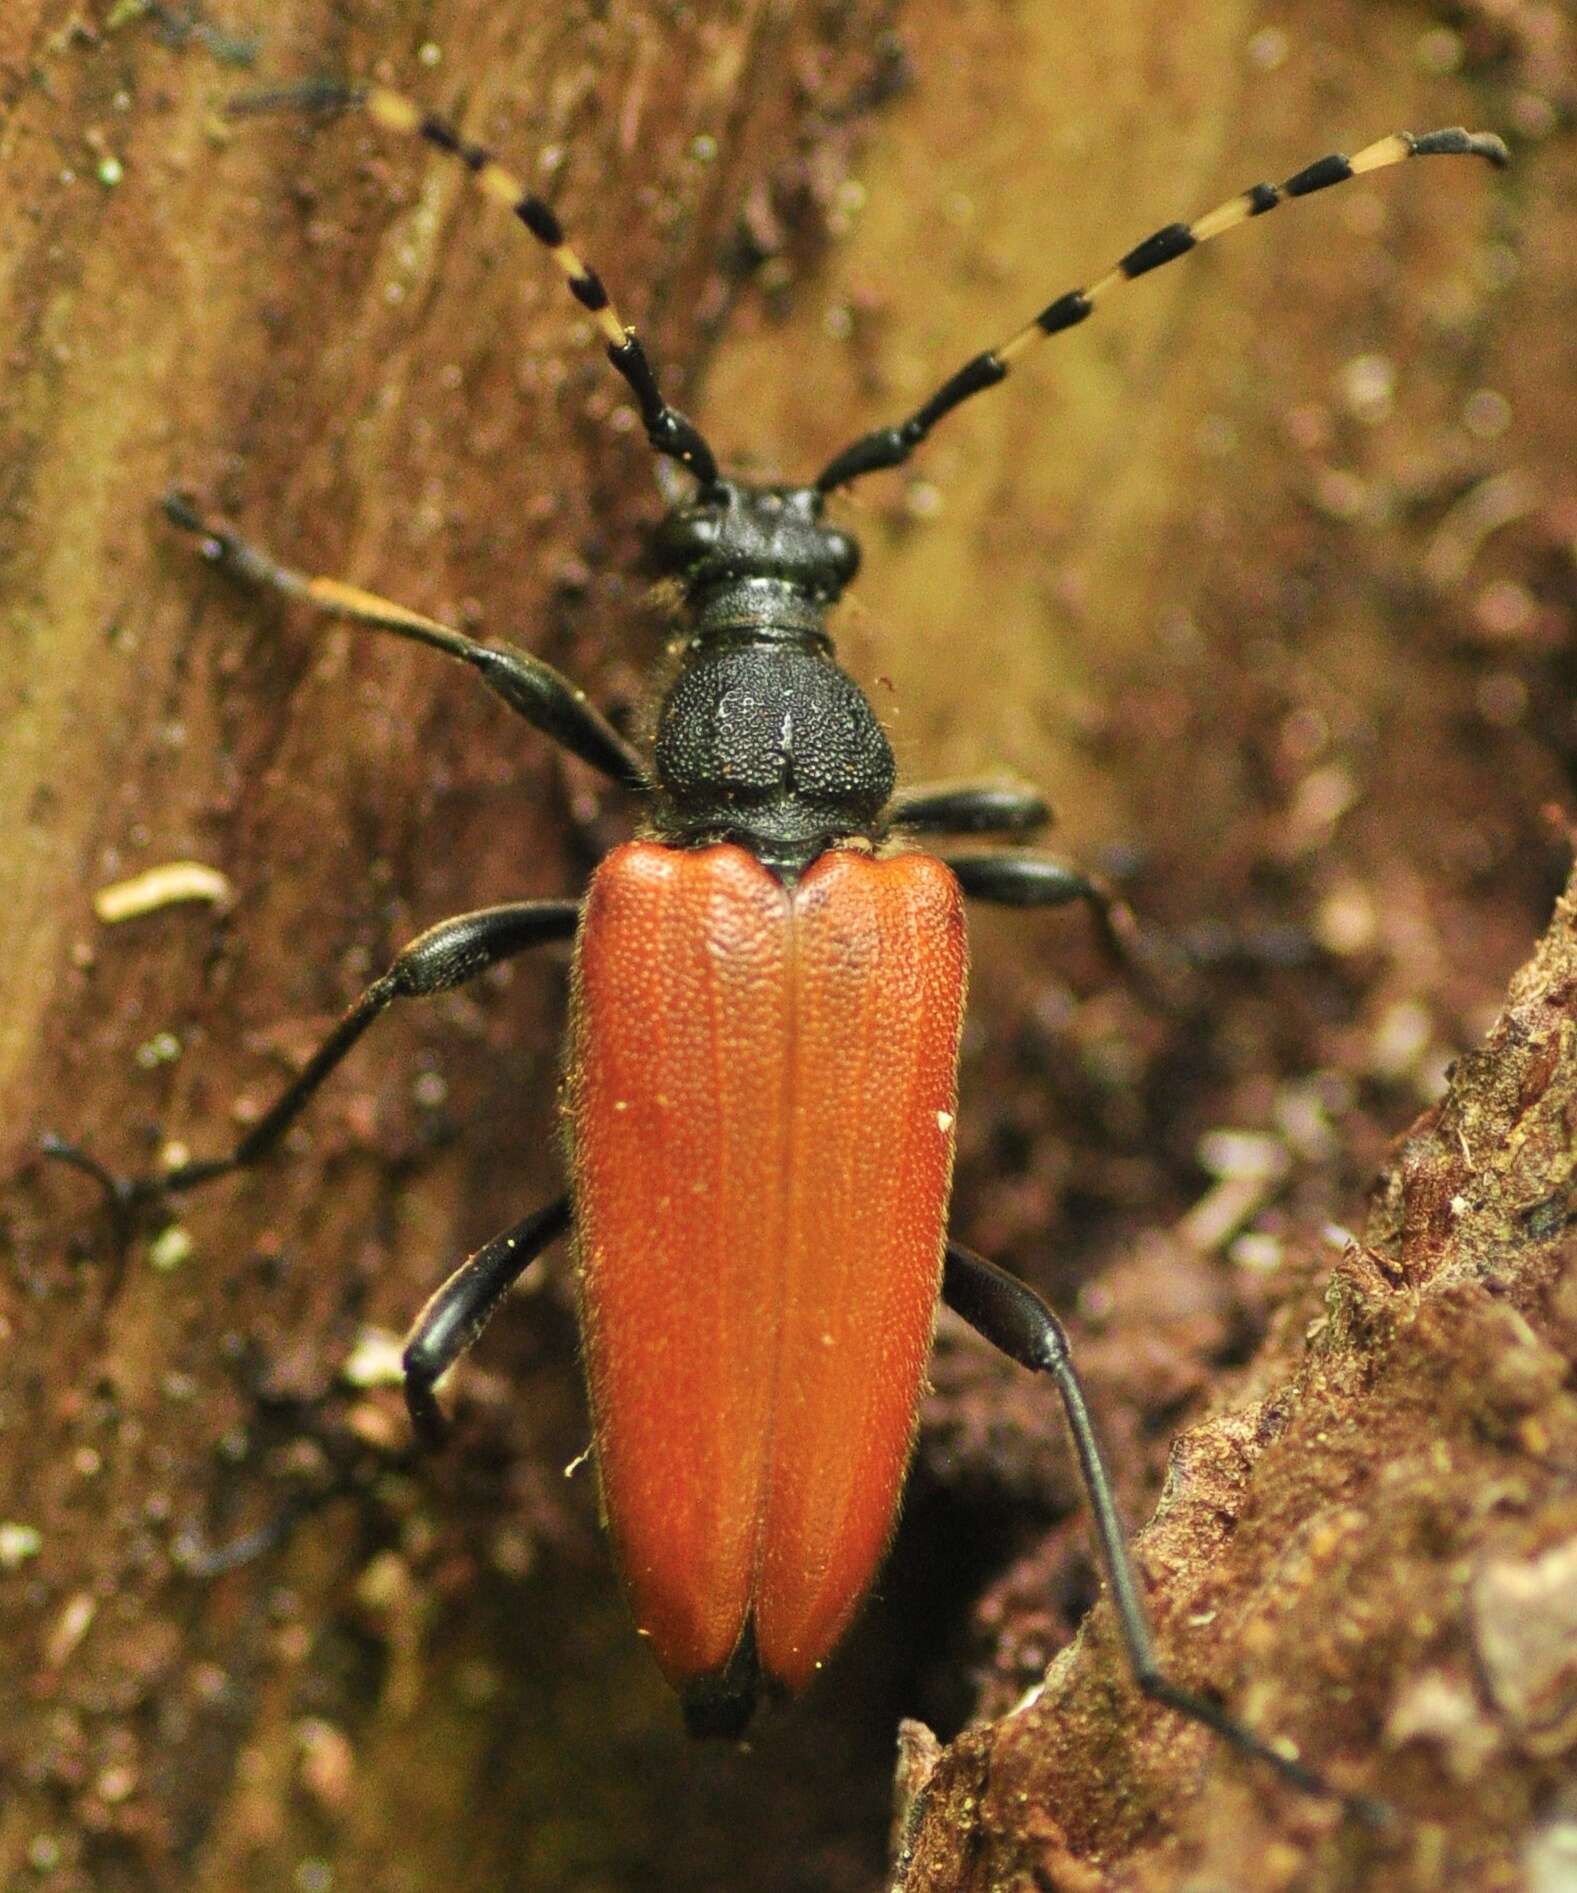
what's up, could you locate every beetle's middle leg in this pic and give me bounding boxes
[939,1238,1388,1825]
[888,779,1052,839]
[402,1195,572,1446]
[938,847,1175,998]
[164,493,646,788]
[44,900,579,1210]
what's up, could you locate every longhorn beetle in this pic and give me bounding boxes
[48,76,1506,1814]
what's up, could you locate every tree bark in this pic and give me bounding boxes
[895,863,1577,1891]
[2,7,904,1889]
[3,1,1570,1889]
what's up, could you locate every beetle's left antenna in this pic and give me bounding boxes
[227,80,723,492]
[814,127,1508,494]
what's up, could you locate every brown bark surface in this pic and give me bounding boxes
[3,1,1572,1890]
[2,6,904,1889]
[896,868,1577,1891]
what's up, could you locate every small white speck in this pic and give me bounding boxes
[0,1522,43,1569]
[149,1225,194,1273]
[1246,25,1290,69]
[341,1328,406,1389]
[134,1030,183,1070]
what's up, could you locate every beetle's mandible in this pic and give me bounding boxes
[47,76,1507,1810]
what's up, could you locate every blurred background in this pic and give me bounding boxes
[2,0,1570,1887]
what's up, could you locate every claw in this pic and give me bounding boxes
[39,1132,139,1208]
[38,1133,181,1252]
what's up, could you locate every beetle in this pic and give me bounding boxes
[47,77,1505,1809]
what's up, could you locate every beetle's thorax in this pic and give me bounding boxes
[649,481,895,876]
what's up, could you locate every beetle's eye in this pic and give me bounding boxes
[824,531,860,589]
[654,509,723,575]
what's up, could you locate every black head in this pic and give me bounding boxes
[654,481,860,615]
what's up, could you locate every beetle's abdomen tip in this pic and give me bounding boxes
[681,1682,758,1741]
[679,1620,767,1739]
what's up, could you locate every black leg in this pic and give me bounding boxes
[887,779,1052,840]
[942,849,1110,910]
[165,495,646,789]
[941,1240,1389,1825]
[940,848,1171,995]
[45,900,579,1209]
[402,1195,572,1447]
[943,847,1321,991]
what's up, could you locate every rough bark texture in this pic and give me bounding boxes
[894,867,1577,1891]
[2,0,1571,1890]
[2,6,905,1889]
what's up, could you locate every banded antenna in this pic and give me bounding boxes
[227,81,723,492]
[813,127,1508,495]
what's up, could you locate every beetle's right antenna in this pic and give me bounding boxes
[814,127,1508,495]
[227,81,723,492]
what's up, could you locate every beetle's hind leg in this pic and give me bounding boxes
[164,493,646,788]
[939,1239,1390,1827]
[403,1195,572,1447]
[44,900,579,1219]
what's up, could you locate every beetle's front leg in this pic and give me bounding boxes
[165,494,647,788]
[940,1238,1389,1826]
[44,900,579,1215]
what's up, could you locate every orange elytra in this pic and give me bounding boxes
[570,842,966,1717]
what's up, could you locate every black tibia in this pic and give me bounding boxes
[941,848,1157,986]
[164,495,646,790]
[403,1195,572,1448]
[887,779,1051,839]
[46,902,579,1209]
[941,1241,1389,1825]
[942,849,1112,909]
[162,902,580,1191]
[944,848,1317,1001]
